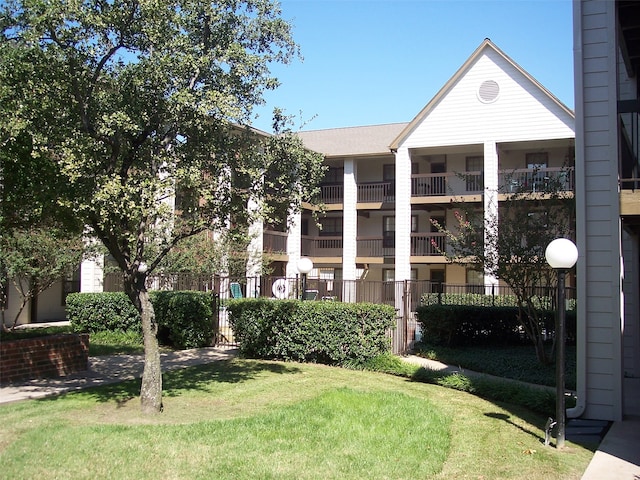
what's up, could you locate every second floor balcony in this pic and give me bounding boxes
[318,167,575,206]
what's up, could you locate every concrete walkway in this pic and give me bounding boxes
[1,346,639,479]
[0,346,238,404]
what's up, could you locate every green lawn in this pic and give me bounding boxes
[0,359,593,479]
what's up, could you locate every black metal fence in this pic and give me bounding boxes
[103,273,576,353]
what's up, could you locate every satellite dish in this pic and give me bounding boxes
[272,278,289,299]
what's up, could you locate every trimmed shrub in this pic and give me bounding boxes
[152,291,214,349]
[227,299,396,366]
[416,303,576,347]
[67,292,140,333]
[66,291,215,349]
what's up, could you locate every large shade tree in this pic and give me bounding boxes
[0,0,325,413]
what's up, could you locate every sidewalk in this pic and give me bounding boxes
[0,346,238,405]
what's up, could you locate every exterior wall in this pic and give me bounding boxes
[80,257,104,293]
[0,334,89,384]
[574,0,623,421]
[400,49,573,149]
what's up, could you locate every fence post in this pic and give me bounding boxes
[437,282,443,305]
[403,280,410,354]
[211,292,220,346]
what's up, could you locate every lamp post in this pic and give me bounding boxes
[296,257,313,300]
[545,238,578,449]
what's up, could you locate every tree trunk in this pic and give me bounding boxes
[138,288,163,413]
[126,278,163,414]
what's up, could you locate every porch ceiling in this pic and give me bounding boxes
[619,0,640,78]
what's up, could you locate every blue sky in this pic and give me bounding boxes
[251,0,574,132]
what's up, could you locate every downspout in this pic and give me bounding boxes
[567,0,587,418]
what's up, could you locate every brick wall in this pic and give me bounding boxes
[0,334,89,384]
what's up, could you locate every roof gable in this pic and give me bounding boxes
[390,39,574,150]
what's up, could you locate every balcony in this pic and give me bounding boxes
[262,230,288,255]
[301,235,343,257]
[498,167,574,194]
[356,237,396,258]
[320,184,344,204]
[410,233,446,256]
[412,172,483,197]
[358,182,394,203]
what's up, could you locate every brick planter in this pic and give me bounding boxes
[0,334,89,384]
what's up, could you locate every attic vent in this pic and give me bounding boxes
[478,80,500,103]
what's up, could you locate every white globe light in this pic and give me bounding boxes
[545,238,578,269]
[296,257,313,275]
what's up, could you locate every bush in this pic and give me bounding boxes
[67,292,140,333]
[227,299,396,366]
[152,291,214,349]
[415,304,576,347]
[67,291,215,349]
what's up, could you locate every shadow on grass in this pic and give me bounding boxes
[484,412,545,444]
[37,359,302,405]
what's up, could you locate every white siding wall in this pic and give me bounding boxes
[401,49,573,149]
[575,0,623,421]
[80,257,104,293]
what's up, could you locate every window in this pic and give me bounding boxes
[466,269,484,294]
[383,216,395,248]
[526,152,548,169]
[319,217,343,236]
[62,267,81,305]
[382,269,417,282]
[465,156,484,191]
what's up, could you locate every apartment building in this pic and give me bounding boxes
[289,39,575,299]
[573,0,640,421]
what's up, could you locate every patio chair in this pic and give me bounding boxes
[302,289,318,301]
[230,282,243,299]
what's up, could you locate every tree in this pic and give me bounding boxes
[0,0,325,413]
[432,168,575,364]
[1,227,85,331]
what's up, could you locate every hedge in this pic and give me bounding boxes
[227,299,396,366]
[66,291,215,349]
[416,304,576,347]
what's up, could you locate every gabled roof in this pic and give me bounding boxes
[298,123,408,157]
[389,38,575,150]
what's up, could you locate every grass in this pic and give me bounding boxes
[88,330,145,356]
[0,358,594,479]
[415,343,577,391]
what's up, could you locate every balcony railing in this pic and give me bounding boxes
[262,230,288,254]
[498,167,574,193]
[410,233,446,256]
[358,182,394,203]
[320,184,344,204]
[411,171,483,197]
[301,235,343,257]
[356,237,395,257]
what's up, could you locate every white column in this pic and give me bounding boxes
[342,158,358,302]
[286,211,302,278]
[483,140,499,289]
[246,197,264,279]
[342,158,357,280]
[395,147,412,281]
[80,256,104,293]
